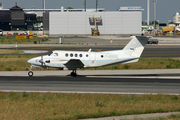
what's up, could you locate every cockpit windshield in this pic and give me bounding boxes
[48,52,58,56]
[48,52,53,56]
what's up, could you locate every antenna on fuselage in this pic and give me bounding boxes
[88,49,92,52]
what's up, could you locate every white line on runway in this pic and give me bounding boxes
[1,90,179,95]
[87,76,180,79]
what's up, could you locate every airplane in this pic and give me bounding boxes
[27,36,151,77]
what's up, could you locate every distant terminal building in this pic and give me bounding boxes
[24,8,104,30]
[173,12,180,24]
[0,3,104,31]
[0,3,143,35]
[45,6,144,35]
[0,3,3,9]
[0,3,37,31]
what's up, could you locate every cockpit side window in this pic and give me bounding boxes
[49,52,58,56]
[54,53,58,56]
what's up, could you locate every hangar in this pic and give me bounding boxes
[44,7,144,35]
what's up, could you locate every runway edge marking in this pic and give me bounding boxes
[0,90,179,95]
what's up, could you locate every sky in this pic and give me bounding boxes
[0,0,180,22]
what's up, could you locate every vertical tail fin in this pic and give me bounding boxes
[122,36,151,57]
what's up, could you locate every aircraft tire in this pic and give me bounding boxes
[28,71,33,77]
[70,72,77,77]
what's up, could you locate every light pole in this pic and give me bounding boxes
[43,0,45,9]
[84,0,86,12]
[153,0,157,29]
[147,0,150,25]
[96,0,98,12]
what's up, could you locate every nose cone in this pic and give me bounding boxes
[27,56,41,65]
[27,59,33,64]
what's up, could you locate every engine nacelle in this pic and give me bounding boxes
[32,65,46,69]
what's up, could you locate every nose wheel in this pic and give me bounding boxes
[28,65,33,77]
[70,70,77,77]
[28,71,33,77]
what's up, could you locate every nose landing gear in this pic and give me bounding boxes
[28,66,33,77]
[28,71,33,77]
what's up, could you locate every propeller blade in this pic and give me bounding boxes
[39,55,44,66]
[41,55,43,66]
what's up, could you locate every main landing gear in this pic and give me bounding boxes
[28,66,33,77]
[27,66,77,77]
[70,70,77,77]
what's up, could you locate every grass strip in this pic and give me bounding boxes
[0,55,180,71]
[0,92,180,120]
[0,36,48,44]
[0,49,24,54]
[123,114,180,120]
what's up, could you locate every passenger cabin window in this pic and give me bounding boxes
[70,53,73,57]
[75,54,78,57]
[86,54,88,57]
[101,55,104,58]
[65,53,68,57]
[79,54,83,57]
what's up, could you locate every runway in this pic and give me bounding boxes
[1,36,180,57]
[0,70,180,95]
[1,36,180,95]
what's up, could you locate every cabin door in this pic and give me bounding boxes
[89,53,96,66]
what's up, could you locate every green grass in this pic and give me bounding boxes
[1,55,180,71]
[0,49,24,54]
[0,36,49,44]
[84,57,180,70]
[122,114,180,120]
[0,92,180,120]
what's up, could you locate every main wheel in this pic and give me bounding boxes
[28,71,33,77]
[70,72,77,77]
[97,32,100,36]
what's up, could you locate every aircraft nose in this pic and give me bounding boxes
[27,59,33,64]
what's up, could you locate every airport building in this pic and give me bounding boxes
[0,4,37,31]
[45,7,144,35]
[0,3,144,35]
[173,12,180,24]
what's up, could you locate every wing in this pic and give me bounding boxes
[63,59,84,70]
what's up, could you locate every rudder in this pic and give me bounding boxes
[122,36,151,57]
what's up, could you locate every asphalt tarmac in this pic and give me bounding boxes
[1,70,180,120]
[1,36,180,119]
[1,69,180,95]
[1,76,180,94]
[1,36,180,58]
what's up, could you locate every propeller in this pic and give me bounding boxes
[39,55,44,66]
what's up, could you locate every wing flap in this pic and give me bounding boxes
[64,59,84,70]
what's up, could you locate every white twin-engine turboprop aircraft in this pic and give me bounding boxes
[27,36,151,77]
